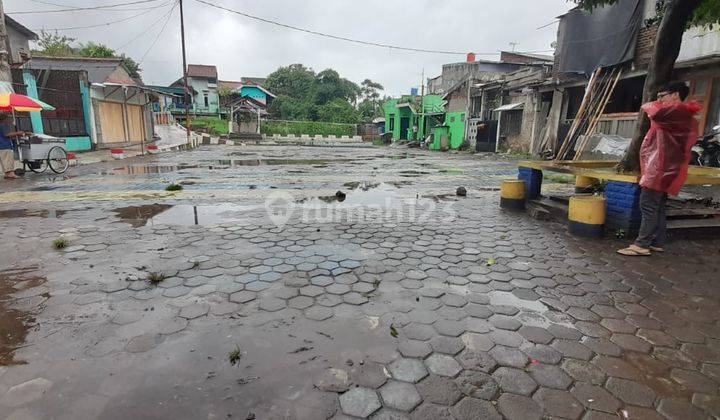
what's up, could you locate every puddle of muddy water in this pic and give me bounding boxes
[296,183,444,208]
[113,203,261,227]
[1,267,46,365]
[0,209,67,219]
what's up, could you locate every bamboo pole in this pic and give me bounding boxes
[573,68,622,160]
[556,68,602,161]
[564,69,614,160]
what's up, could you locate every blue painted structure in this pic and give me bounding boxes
[23,71,43,135]
[22,70,93,152]
[240,85,272,105]
[517,167,543,200]
[605,181,642,234]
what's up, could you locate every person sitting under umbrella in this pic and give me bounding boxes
[0,112,27,179]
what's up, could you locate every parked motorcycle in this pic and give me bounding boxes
[691,125,720,167]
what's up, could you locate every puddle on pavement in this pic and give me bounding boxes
[113,203,261,227]
[204,158,352,167]
[296,183,430,208]
[399,170,431,178]
[0,209,67,219]
[1,267,46,365]
[488,291,549,312]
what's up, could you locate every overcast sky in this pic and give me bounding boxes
[7,0,573,96]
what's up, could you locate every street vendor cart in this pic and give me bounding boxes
[13,134,69,174]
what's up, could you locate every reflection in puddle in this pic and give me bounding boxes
[296,183,429,208]
[1,267,46,365]
[113,203,260,227]
[399,170,431,178]
[0,209,67,219]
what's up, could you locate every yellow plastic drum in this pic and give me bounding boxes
[575,175,598,193]
[500,180,526,210]
[568,195,606,237]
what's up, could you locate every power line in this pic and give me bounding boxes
[115,4,178,51]
[29,2,174,31]
[193,0,474,56]
[10,0,167,14]
[193,0,554,57]
[138,1,179,64]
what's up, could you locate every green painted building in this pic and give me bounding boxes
[383,94,446,143]
[383,94,467,150]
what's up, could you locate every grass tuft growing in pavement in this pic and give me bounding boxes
[53,237,69,249]
[228,345,242,366]
[165,183,183,191]
[147,272,166,284]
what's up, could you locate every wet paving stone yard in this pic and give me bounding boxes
[1,145,720,419]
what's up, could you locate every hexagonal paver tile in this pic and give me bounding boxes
[178,303,209,319]
[388,358,428,383]
[339,387,381,418]
[528,364,572,390]
[455,370,499,400]
[351,362,389,389]
[433,320,466,337]
[230,290,256,303]
[489,346,528,368]
[379,380,422,412]
[344,292,369,305]
[259,297,286,312]
[162,286,191,298]
[288,296,314,309]
[497,393,542,420]
[310,275,333,287]
[315,368,350,392]
[398,340,432,359]
[416,374,462,406]
[326,284,351,295]
[461,333,494,352]
[519,326,553,344]
[305,306,334,321]
[605,377,656,407]
[411,403,454,420]
[449,397,501,420]
[430,336,465,355]
[533,388,583,419]
[571,383,621,413]
[425,354,462,377]
[492,367,537,396]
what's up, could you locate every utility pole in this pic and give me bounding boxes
[419,68,424,142]
[179,0,191,145]
[0,0,13,87]
[508,42,518,52]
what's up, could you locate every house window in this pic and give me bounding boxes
[388,115,395,130]
[203,91,209,107]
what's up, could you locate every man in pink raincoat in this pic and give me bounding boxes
[618,81,701,256]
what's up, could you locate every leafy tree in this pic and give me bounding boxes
[358,79,385,122]
[265,64,364,122]
[119,55,142,79]
[317,98,360,124]
[35,31,75,57]
[265,64,317,100]
[76,42,142,79]
[575,0,719,171]
[77,42,115,58]
[360,79,384,102]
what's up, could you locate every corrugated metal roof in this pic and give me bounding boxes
[218,80,242,90]
[495,102,524,111]
[27,56,131,85]
[187,64,217,79]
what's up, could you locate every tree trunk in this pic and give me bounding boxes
[617,0,702,173]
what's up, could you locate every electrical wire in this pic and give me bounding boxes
[193,0,491,56]
[30,2,175,31]
[10,0,167,14]
[138,1,179,64]
[115,4,179,51]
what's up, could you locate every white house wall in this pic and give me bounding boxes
[678,26,720,63]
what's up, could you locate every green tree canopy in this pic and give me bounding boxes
[264,63,364,123]
[34,37,142,79]
[575,0,719,27]
[35,31,75,57]
[317,98,360,124]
